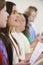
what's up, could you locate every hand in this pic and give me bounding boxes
[14,59,30,65]
[19,59,29,65]
[19,59,29,63]
[15,63,30,65]
[36,33,43,43]
[36,34,41,42]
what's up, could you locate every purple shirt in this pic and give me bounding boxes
[0,40,8,65]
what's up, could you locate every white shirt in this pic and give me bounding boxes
[18,33,30,53]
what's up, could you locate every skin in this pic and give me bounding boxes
[0,6,9,28]
[28,11,37,23]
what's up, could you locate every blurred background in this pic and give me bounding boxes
[6,0,43,34]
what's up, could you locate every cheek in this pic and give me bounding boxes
[20,25,25,30]
[8,17,14,26]
[23,22,26,27]
[29,16,34,21]
[0,15,5,24]
[21,21,26,27]
[0,12,7,28]
[8,15,17,26]
[0,17,6,28]
[2,12,6,19]
[10,22,14,26]
[31,17,35,21]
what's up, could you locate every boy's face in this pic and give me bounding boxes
[0,6,9,28]
[28,11,37,22]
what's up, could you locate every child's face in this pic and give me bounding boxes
[0,6,9,28]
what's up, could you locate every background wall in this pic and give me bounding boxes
[6,0,43,34]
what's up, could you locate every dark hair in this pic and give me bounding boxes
[23,14,29,36]
[6,1,16,15]
[23,14,28,23]
[0,0,5,10]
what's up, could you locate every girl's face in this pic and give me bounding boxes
[8,5,26,32]
[0,6,9,28]
[8,13,26,32]
[8,5,19,27]
[16,14,26,32]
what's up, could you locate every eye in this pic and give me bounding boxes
[12,10,17,14]
[15,19,17,21]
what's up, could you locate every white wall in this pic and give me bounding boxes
[6,0,43,33]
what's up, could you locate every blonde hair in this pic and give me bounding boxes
[25,6,37,16]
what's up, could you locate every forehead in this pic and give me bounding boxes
[12,5,16,10]
[31,11,37,15]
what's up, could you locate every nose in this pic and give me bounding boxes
[5,12,9,20]
[7,12,9,17]
[5,11,9,17]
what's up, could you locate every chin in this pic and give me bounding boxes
[2,25,6,28]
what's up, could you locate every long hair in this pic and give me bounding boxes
[23,14,29,36]
[6,1,21,56]
[6,1,16,15]
[6,2,23,58]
